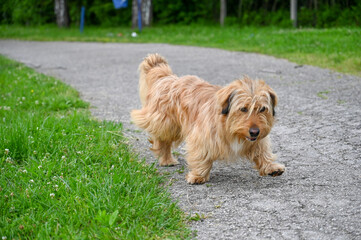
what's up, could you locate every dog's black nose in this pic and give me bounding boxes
[249,128,260,137]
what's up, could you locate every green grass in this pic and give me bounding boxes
[1,24,360,76]
[0,56,190,239]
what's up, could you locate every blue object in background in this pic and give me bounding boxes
[80,6,85,33]
[113,0,128,9]
[137,0,142,32]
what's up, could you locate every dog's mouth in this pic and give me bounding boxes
[246,137,258,142]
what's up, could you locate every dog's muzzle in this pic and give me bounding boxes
[247,127,260,142]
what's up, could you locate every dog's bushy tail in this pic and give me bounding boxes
[138,53,173,106]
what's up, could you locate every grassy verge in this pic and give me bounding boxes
[0,56,190,239]
[0,24,360,76]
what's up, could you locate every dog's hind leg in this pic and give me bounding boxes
[150,138,179,166]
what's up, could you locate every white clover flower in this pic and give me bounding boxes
[38,165,42,169]
[54,185,59,188]
[4,149,9,155]
[50,193,55,198]
[35,100,39,105]
[61,156,66,160]
[47,182,51,185]
[2,236,7,240]
[6,157,12,163]
[29,179,34,183]
[23,169,27,173]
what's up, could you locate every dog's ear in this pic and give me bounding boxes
[217,81,242,116]
[268,88,278,116]
[221,91,235,115]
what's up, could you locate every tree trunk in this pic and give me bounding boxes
[290,0,297,28]
[132,0,137,28]
[132,0,152,29]
[142,0,152,26]
[313,0,318,26]
[220,0,226,26]
[237,0,243,19]
[272,0,278,12]
[54,0,70,28]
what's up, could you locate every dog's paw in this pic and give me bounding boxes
[268,169,284,177]
[186,173,207,184]
[265,163,285,177]
[159,157,179,167]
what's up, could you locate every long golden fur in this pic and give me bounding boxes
[131,54,285,184]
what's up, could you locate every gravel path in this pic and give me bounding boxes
[1,40,360,239]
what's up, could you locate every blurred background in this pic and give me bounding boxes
[1,0,360,28]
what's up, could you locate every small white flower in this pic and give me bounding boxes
[23,169,28,173]
[54,185,59,188]
[38,165,42,169]
[22,97,26,101]
[61,156,66,160]
[2,236,8,240]
[35,100,39,105]
[33,151,37,155]
[29,179,34,183]
[47,182,51,185]
[50,193,55,198]
[4,149,9,155]
[6,157,12,163]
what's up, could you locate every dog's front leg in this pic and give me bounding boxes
[252,149,285,177]
[185,156,213,184]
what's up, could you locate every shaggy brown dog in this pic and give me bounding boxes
[131,54,285,184]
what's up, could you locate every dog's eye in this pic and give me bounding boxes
[240,107,248,113]
[260,107,266,113]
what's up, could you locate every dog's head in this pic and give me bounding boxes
[217,77,278,142]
